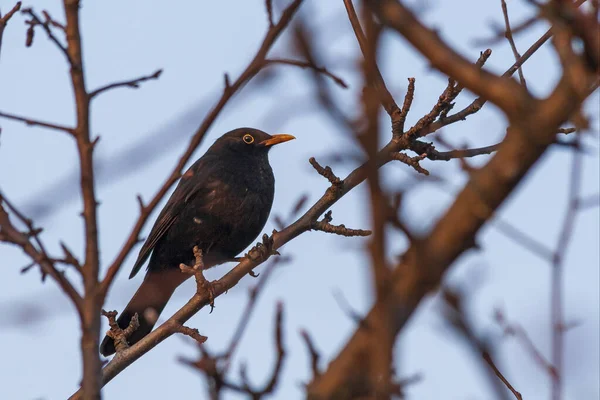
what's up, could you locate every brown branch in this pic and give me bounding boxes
[264,58,347,88]
[405,49,493,140]
[243,302,286,398]
[390,152,429,175]
[482,353,524,400]
[311,210,371,237]
[99,0,305,301]
[89,69,163,99]
[0,194,83,316]
[371,0,530,119]
[443,289,523,400]
[69,5,591,394]
[221,255,288,366]
[300,330,321,380]
[307,32,593,400]
[417,0,588,138]
[172,324,207,344]
[21,7,73,64]
[0,110,74,134]
[182,303,286,400]
[342,0,403,135]
[59,0,104,397]
[501,0,527,88]
[495,309,557,379]
[0,1,21,60]
[397,77,415,133]
[309,157,342,185]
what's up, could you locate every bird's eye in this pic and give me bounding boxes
[242,134,254,144]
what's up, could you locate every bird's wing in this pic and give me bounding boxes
[128,158,215,279]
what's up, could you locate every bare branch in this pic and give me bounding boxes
[343,0,402,135]
[172,324,207,344]
[501,0,527,88]
[0,194,83,315]
[309,157,342,185]
[300,330,321,380]
[264,58,347,88]
[89,69,163,99]
[311,210,371,237]
[0,1,22,60]
[21,7,73,65]
[390,152,429,175]
[0,110,74,134]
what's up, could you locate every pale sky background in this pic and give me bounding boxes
[0,1,598,399]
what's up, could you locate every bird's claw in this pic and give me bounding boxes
[201,279,217,313]
[180,246,217,312]
[248,233,279,261]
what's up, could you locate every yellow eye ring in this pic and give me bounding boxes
[242,134,254,144]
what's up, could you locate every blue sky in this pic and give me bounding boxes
[0,0,598,399]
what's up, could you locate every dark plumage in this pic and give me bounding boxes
[100,128,294,356]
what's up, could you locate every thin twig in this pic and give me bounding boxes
[309,157,342,185]
[264,58,347,88]
[0,110,74,134]
[501,0,528,88]
[390,152,429,175]
[0,2,22,60]
[300,330,321,379]
[89,69,163,99]
[21,7,73,65]
[311,210,371,237]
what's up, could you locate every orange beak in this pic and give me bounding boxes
[259,134,296,147]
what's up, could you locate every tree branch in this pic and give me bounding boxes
[89,69,163,99]
[0,110,74,134]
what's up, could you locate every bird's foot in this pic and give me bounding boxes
[101,310,140,354]
[246,233,280,262]
[180,246,218,312]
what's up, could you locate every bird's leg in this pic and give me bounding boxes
[180,246,217,312]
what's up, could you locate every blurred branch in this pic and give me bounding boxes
[442,288,521,400]
[182,303,287,400]
[264,58,348,88]
[343,0,402,134]
[417,0,589,138]
[501,0,527,88]
[371,0,530,120]
[550,132,584,400]
[495,309,557,379]
[300,330,321,380]
[307,0,597,396]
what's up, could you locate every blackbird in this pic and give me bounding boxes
[99,128,294,356]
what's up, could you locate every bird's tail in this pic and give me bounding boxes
[99,269,187,356]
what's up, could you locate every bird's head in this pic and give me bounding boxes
[208,128,295,157]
